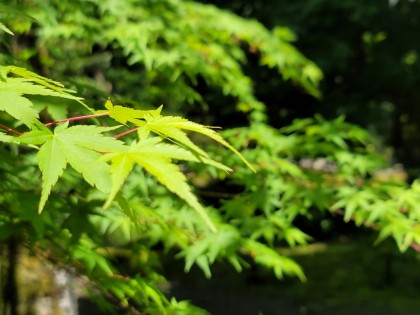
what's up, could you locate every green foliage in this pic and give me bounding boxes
[0,66,84,126]
[103,136,220,232]
[0,21,12,35]
[2,1,420,314]
[1,62,309,313]
[0,63,247,313]
[207,0,420,172]
[10,0,321,122]
[19,123,123,212]
[214,115,420,256]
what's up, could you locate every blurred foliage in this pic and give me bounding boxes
[2,0,321,120]
[166,238,420,314]
[2,0,420,314]
[201,0,420,172]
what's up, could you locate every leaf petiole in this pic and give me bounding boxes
[0,123,22,135]
[44,111,110,127]
[113,127,139,139]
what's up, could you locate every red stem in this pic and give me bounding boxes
[114,127,139,139]
[0,124,22,136]
[44,112,110,127]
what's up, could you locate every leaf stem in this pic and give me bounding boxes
[114,127,139,139]
[44,112,110,127]
[0,124,22,135]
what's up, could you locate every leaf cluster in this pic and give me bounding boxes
[3,1,420,314]
[11,0,322,122]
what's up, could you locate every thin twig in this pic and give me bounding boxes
[0,123,22,135]
[114,127,139,139]
[44,112,110,127]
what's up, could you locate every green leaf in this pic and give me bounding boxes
[104,101,254,172]
[0,65,94,127]
[0,91,39,126]
[283,228,311,247]
[73,244,114,276]
[104,153,134,209]
[126,137,231,172]
[18,129,52,145]
[103,139,217,232]
[19,123,125,212]
[0,66,92,112]
[0,21,13,35]
[138,115,256,172]
[0,78,79,99]
[195,256,212,279]
[36,130,67,212]
[54,124,125,152]
[105,98,162,124]
[244,240,306,281]
[0,131,14,143]
[30,95,70,120]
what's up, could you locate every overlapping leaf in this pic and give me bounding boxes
[102,137,229,232]
[0,90,40,126]
[104,100,255,172]
[0,131,13,143]
[244,240,306,281]
[19,123,125,212]
[73,242,114,276]
[104,99,162,124]
[5,66,84,101]
[141,115,255,171]
[0,66,90,127]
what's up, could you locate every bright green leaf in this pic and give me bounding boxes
[104,140,217,232]
[0,91,39,126]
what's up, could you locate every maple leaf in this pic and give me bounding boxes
[138,115,256,172]
[0,91,39,126]
[19,123,126,212]
[103,99,255,172]
[103,100,255,172]
[6,66,84,101]
[0,66,92,127]
[104,98,162,124]
[102,137,226,232]
[0,78,80,99]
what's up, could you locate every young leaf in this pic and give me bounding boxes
[140,115,255,171]
[103,138,219,232]
[103,100,255,171]
[244,240,306,281]
[7,66,78,94]
[0,91,39,126]
[127,137,231,172]
[73,244,114,276]
[19,123,126,212]
[0,66,92,113]
[0,78,81,100]
[104,99,162,124]
[36,129,67,212]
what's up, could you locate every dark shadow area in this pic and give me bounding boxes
[164,235,420,315]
